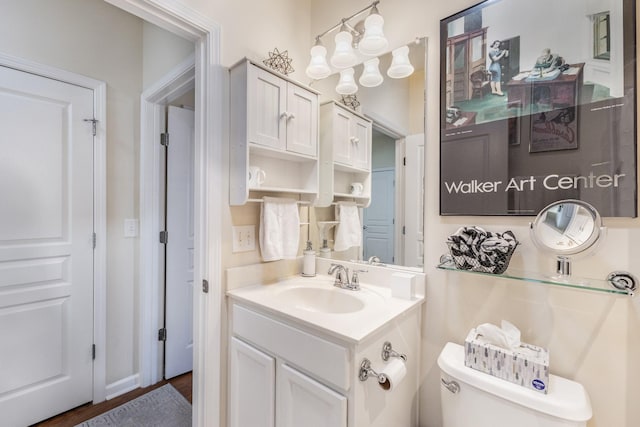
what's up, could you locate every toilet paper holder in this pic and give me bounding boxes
[382,341,407,362]
[359,358,384,383]
[359,341,408,383]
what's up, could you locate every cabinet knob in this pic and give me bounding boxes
[350,136,359,144]
[280,112,288,120]
[287,113,296,120]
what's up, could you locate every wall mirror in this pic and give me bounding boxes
[530,199,605,276]
[309,37,426,270]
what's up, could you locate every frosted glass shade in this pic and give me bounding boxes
[359,58,383,87]
[306,45,331,79]
[387,45,414,78]
[358,13,388,56]
[336,68,358,95]
[331,31,357,68]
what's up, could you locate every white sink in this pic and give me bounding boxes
[277,286,365,314]
[227,274,424,342]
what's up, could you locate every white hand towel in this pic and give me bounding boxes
[334,201,362,252]
[259,197,300,261]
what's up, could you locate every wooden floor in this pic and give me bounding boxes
[31,372,192,427]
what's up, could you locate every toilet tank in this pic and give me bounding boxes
[438,342,592,427]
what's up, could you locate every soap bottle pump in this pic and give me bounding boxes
[302,240,316,277]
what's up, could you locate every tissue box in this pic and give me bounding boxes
[464,329,549,394]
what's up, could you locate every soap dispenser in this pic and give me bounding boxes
[302,240,316,277]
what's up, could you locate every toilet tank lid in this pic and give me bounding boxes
[438,342,592,422]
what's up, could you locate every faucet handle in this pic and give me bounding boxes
[351,269,368,289]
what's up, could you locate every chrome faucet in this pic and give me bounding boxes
[328,264,360,291]
[367,255,381,264]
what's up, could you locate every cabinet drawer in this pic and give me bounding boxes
[232,304,350,391]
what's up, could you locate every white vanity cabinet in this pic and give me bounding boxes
[230,59,320,205]
[228,298,421,427]
[318,101,372,207]
[229,304,348,427]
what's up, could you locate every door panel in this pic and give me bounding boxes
[364,169,395,263]
[164,105,195,379]
[248,66,286,150]
[0,65,94,426]
[286,84,317,156]
[405,134,424,267]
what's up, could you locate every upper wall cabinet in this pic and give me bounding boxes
[317,101,372,207]
[230,59,320,205]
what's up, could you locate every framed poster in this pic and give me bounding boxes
[439,0,637,217]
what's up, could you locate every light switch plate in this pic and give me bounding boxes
[232,225,256,252]
[124,219,139,238]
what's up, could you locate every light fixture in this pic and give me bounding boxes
[336,68,358,95]
[305,39,331,80]
[359,58,383,87]
[358,5,388,56]
[387,45,414,79]
[306,1,414,95]
[330,24,358,69]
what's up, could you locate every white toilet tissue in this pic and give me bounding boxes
[475,320,521,350]
[378,359,406,391]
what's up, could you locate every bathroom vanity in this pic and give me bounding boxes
[226,266,424,427]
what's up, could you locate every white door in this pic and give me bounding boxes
[363,169,395,263]
[164,105,195,379]
[351,116,371,170]
[248,65,287,150]
[332,107,353,166]
[285,84,317,156]
[0,65,94,426]
[229,337,275,427]
[276,363,347,427]
[404,134,424,267]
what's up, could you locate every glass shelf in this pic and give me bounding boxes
[437,259,634,296]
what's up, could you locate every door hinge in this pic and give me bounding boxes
[403,226,406,235]
[92,232,97,249]
[84,118,98,136]
[403,157,406,166]
[158,328,167,341]
[92,344,96,360]
[160,230,168,244]
[202,279,209,293]
[161,133,169,146]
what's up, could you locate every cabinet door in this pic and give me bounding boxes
[286,84,318,157]
[276,363,347,427]
[333,107,353,166]
[248,65,287,150]
[351,116,371,170]
[229,337,275,427]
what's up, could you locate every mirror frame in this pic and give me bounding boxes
[530,199,603,257]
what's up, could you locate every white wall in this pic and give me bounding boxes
[142,22,194,90]
[310,1,640,426]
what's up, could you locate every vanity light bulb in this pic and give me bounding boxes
[358,13,388,56]
[359,58,383,87]
[331,31,358,69]
[336,68,358,95]
[387,45,414,79]
[306,45,331,80]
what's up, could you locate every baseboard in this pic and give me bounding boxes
[105,373,141,400]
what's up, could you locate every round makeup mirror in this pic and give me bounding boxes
[530,199,605,276]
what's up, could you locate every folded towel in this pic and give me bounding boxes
[334,202,361,252]
[259,197,300,261]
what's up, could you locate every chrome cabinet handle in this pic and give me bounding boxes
[441,378,460,394]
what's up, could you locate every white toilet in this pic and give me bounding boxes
[438,342,592,427]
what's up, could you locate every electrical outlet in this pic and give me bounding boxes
[232,225,256,253]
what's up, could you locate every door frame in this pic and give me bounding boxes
[0,51,108,403]
[105,1,223,425]
[139,54,195,386]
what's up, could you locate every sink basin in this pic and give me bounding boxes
[277,287,365,314]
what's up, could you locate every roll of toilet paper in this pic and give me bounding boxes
[378,359,406,391]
